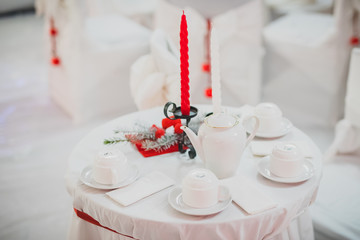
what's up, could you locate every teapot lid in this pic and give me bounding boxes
[183,168,219,189]
[205,113,238,128]
[95,149,127,166]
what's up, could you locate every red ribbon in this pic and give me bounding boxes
[50,17,60,66]
[74,208,139,239]
[135,143,182,158]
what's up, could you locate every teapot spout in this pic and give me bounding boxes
[181,126,205,161]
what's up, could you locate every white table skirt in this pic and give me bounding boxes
[65,105,322,240]
[67,209,314,240]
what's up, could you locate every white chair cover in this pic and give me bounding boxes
[311,47,360,240]
[344,48,360,129]
[266,0,334,19]
[76,0,158,28]
[263,0,354,128]
[134,0,265,109]
[325,48,360,159]
[37,0,158,28]
[130,29,180,110]
[37,0,151,123]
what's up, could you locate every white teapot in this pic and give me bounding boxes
[182,113,259,179]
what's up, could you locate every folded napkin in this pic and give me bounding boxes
[221,175,277,215]
[106,171,175,206]
[251,141,313,157]
[135,143,181,158]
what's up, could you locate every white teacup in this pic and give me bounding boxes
[269,143,304,178]
[254,103,283,133]
[93,150,129,185]
[182,168,227,208]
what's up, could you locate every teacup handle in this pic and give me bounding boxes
[218,185,230,202]
[243,116,259,147]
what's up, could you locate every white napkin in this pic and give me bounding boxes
[106,171,175,206]
[251,141,313,157]
[221,175,278,215]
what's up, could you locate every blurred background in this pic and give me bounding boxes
[0,0,359,239]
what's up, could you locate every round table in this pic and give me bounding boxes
[65,105,322,240]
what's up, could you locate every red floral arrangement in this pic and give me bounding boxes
[104,117,189,157]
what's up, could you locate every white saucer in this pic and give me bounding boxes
[244,118,293,138]
[257,156,315,183]
[80,164,139,190]
[168,187,232,216]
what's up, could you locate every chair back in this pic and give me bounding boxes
[334,0,354,28]
[345,48,360,128]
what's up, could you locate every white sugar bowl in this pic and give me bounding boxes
[93,149,129,185]
[269,143,304,178]
[182,168,221,208]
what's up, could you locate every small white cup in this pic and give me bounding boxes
[254,103,283,133]
[182,168,227,208]
[269,143,304,178]
[93,150,129,185]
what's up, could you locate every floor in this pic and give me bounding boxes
[1,12,356,240]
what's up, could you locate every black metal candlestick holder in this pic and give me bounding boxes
[163,102,198,159]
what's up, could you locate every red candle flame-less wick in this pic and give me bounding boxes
[180,11,190,116]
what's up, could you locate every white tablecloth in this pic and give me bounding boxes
[65,105,322,240]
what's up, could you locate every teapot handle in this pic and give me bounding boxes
[244,116,259,147]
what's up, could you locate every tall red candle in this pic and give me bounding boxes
[180,11,190,116]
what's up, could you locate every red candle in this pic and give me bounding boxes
[180,11,190,116]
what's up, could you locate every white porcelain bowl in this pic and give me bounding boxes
[93,149,129,185]
[182,168,220,208]
[269,143,304,178]
[254,102,283,133]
